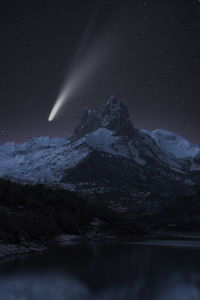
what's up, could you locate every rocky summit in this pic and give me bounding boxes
[73,95,136,138]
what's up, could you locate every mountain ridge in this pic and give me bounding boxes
[0,96,199,212]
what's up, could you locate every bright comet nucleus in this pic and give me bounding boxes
[48,99,62,122]
[48,87,70,121]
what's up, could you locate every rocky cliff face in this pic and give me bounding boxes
[73,95,137,139]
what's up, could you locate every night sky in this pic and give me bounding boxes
[0,0,200,144]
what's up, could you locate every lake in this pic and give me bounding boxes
[0,239,200,299]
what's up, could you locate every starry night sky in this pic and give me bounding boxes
[0,0,200,144]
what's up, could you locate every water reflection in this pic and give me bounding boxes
[0,242,200,300]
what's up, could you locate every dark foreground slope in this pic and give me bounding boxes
[1,178,200,246]
[0,179,147,245]
[0,179,115,243]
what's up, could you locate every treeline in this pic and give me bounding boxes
[0,179,107,243]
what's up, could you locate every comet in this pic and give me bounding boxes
[48,0,105,122]
[48,87,70,122]
[48,40,109,122]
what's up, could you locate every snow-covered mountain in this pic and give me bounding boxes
[142,129,200,162]
[0,96,199,209]
[140,129,200,172]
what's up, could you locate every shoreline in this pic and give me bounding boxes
[1,230,200,261]
[0,242,47,260]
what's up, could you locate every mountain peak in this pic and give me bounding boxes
[73,106,99,138]
[73,96,136,139]
[100,95,129,115]
[104,95,122,106]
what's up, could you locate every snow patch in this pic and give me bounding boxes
[149,129,199,159]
